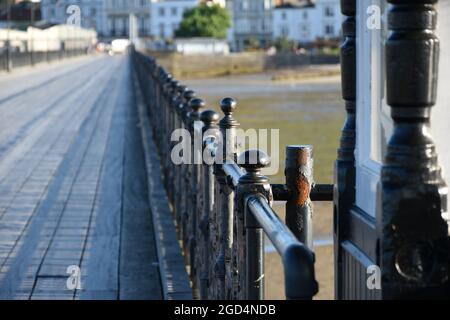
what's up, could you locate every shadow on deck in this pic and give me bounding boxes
[0,55,191,300]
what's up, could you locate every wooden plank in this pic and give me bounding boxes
[0,57,122,299]
[31,277,74,300]
[78,60,129,300]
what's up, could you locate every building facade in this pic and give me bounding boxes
[41,0,152,39]
[40,0,200,41]
[104,0,152,38]
[272,0,342,44]
[227,0,274,51]
[150,0,198,40]
[41,0,106,35]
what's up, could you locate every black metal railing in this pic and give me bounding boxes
[131,47,334,300]
[0,46,90,72]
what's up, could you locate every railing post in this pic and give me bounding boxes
[199,110,221,299]
[334,0,356,299]
[381,0,449,299]
[285,145,314,249]
[214,98,239,299]
[177,90,196,240]
[179,91,195,255]
[237,150,273,300]
[150,62,160,119]
[167,84,186,202]
[187,98,204,282]
[171,86,189,226]
[163,79,179,186]
[156,71,171,149]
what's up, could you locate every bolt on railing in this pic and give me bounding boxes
[131,47,325,300]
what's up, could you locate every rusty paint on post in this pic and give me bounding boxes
[285,145,314,249]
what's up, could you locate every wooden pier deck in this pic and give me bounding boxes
[0,55,190,300]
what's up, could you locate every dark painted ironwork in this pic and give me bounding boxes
[0,48,91,72]
[381,0,450,299]
[285,145,314,249]
[237,150,272,300]
[334,0,357,300]
[272,183,333,202]
[131,48,319,300]
[198,109,220,299]
[131,0,450,300]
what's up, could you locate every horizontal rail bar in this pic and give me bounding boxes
[223,162,244,188]
[272,183,334,202]
[311,184,334,201]
[247,195,303,255]
[246,194,318,299]
[271,184,289,201]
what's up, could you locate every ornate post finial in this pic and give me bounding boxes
[218,98,240,163]
[238,150,271,184]
[201,110,220,130]
[184,89,196,102]
[220,97,239,129]
[189,98,205,121]
[181,90,196,120]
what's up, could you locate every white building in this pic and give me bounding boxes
[41,0,153,39]
[41,0,106,36]
[104,0,152,39]
[202,0,227,8]
[150,0,198,40]
[272,0,342,44]
[227,0,274,51]
[41,0,200,41]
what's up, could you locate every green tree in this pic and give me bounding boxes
[175,4,231,39]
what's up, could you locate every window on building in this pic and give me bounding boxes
[159,7,165,16]
[171,7,177,16]
[303,11,308,19]
[90,8,96,16]
[281,25,289,37]
[325,24,334,35]
[172,23,178,36]
[300,24,309,37]
[281,12,287,20]
[122,17,127,36]
[241,0,248,11]
[141,17,146,34]
[159,23,165,38]
[324,6,334,17]
[264,0,271,10]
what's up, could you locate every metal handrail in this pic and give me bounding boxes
[131,47,320,300]
[246,195,318,300]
